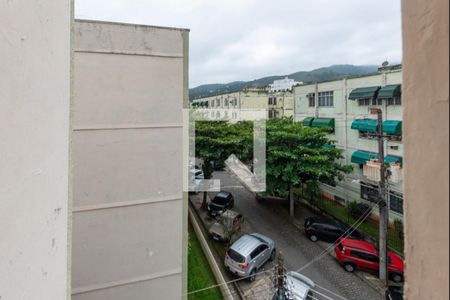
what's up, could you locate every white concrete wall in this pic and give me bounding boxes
[72,20,188,300]
[402,0,449,298]
[0,1,71,299]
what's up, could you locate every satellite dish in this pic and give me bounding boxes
[382,60,389,67]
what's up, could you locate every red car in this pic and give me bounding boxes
[334,238,404,283]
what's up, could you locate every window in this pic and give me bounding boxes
[351,251,378,263]
[372,98,383,106]
[308,93,315,107]
[387,97,402,106]
[268,97,272,105]
[390,192,403,214]
[359,131,377,140]
[358,99,371,106]
[227,249,245,263]
[335,196,346,205]
[361,182,379,202]
[225,99,229,106]
[318,91,334,107]
[273,97,277,105]
[211,100,215,108]
[216,99,221,107]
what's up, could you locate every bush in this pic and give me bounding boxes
[347,201,372,220]
[394,219,404,240]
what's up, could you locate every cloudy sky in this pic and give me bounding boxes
[75,0,402,88]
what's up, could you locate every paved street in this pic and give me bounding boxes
[211,170,383,300]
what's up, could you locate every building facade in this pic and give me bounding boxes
[294,68,404,221]
[0,1,71,299]
[72,20,188,300]
[191,85,294,120]
[269,77,302,92]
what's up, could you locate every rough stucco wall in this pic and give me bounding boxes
[72,20,188,300]
[402,0,449,299]
[0,1,71,299]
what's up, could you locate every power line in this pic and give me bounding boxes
[294,198,382,273]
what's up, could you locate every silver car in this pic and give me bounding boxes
[272,271,315,300]
[224,233,276,281]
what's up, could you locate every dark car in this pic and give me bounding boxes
[304,217,363,243]
[208,192,234,217]
[385,285,403,300]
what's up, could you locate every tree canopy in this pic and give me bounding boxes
[194,118,352,206]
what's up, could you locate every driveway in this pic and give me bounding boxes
[211,170,383,300]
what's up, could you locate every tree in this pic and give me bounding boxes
[194,120,253,208]
[265,117,352,217]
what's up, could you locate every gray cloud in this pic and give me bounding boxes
[75,0,402,87]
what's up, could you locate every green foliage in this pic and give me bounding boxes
[265,117,352,198]
[394,219,404,240]
[347,201,371,219]
[188,224,223,300]
[194,117,352,200]
[195,120,253,179]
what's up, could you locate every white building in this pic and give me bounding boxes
[269,77,302,92]
[294,67,404,221]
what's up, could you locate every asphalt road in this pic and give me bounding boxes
[211,171,383,300]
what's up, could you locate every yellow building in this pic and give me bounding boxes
[191,86,294,120]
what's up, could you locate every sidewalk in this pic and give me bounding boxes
[189,192,275,299]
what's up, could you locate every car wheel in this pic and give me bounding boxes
[391,273,403,283]
[343,262,356,273]
[269,249,276,262]
[248,269,257,282]
[309,234,318,242]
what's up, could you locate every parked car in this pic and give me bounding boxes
[209,210,243,242]
[304,216,363,243]
[385,285,403,300]
[225,233,276,282]
[334,238,404,283]
[207,191,234,217]
[210,160,225,171]
[272,271,315,300]
[189,167,204,180]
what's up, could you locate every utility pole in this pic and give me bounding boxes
[372,107,389,285]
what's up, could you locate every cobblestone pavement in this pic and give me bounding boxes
[211,171,383,300]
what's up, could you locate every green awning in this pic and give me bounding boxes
[385,155,403,166]
[377,84,401,99]
[348,86,381,100]
[311,118,335,130]
[351,119,378,132]
[303,117,314,127]
[351,150,378,165]
[383,120,402,135]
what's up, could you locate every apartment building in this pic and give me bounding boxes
[268,91,294,118]
[191,77,299,119]
[72,20,188,300]
[293,67,404,221]
[191,87,268,120]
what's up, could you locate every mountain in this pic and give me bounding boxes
[189,64,378,100]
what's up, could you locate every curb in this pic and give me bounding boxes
[189,205,234,300]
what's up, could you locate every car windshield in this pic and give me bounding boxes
[227,248,245,263]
